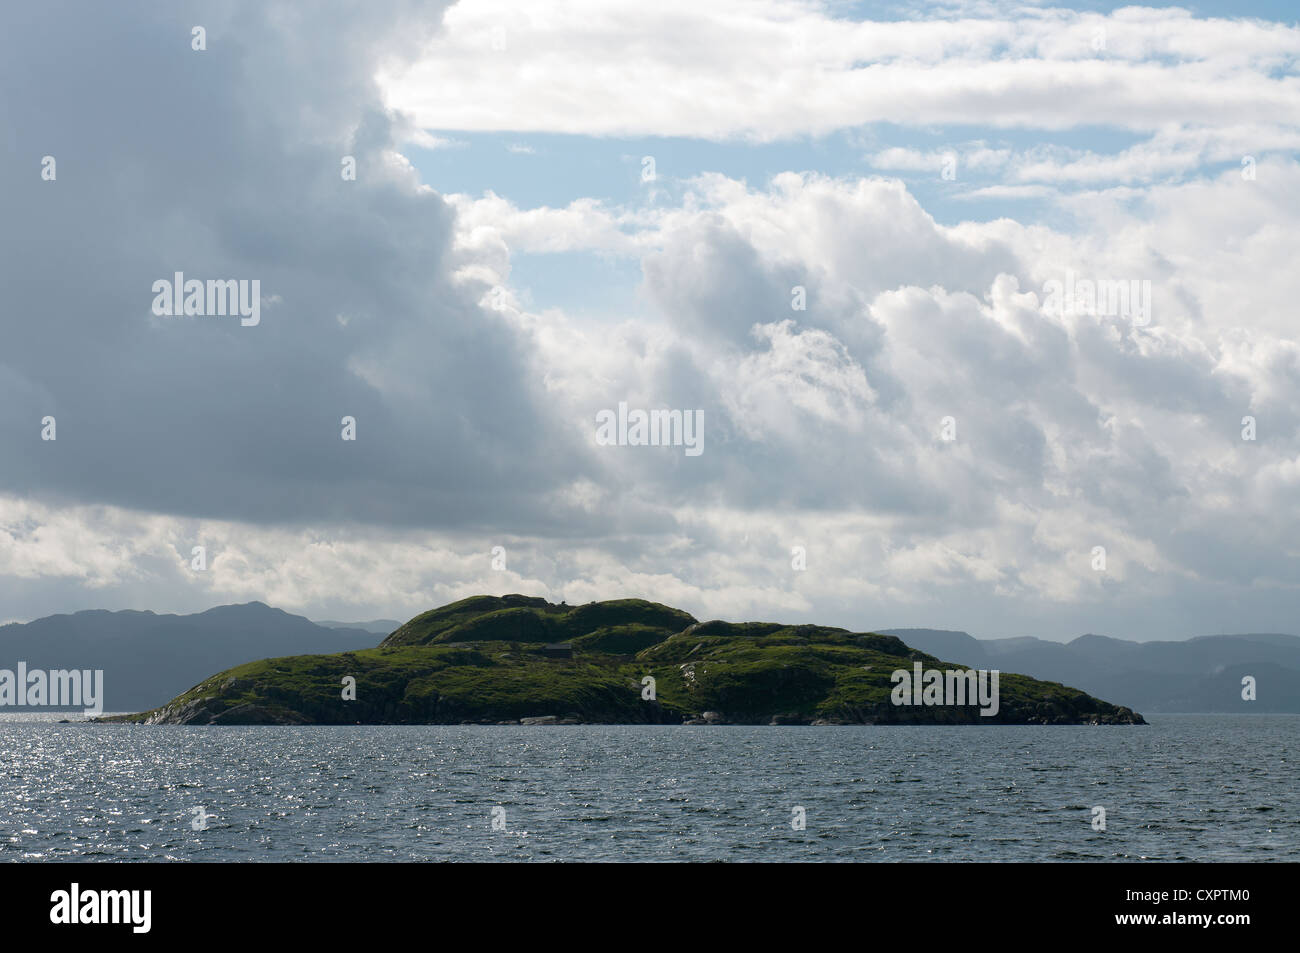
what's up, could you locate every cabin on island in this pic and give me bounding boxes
[542,642,573,659]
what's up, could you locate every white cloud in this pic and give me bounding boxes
[4,1,1299,643]
[431,162,1300,636]
[382,1,1300,141]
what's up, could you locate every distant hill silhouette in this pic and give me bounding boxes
[0,604,379,712]
[879,629,1300,712]
[314,619,401,636]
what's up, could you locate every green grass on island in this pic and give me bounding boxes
[101,595,1146,726]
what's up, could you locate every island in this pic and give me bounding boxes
[98,595,1146,725]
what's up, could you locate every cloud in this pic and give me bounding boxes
[458,164,1300,635]
[382,1,1300,141]
[2,1,1298,641]
[0,0,590,533]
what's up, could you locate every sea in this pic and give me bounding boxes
[0,714,1294,862]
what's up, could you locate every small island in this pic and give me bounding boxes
[99,595,1145,726]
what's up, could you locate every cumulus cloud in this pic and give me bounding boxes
[2,1,1298,641]
[443,164,1300,636]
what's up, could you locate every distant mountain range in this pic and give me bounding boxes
[4,600,1292,717]
[880,629,1300,712]
[0,604,380,712]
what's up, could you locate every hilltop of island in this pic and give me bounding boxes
[97,595,1145,726]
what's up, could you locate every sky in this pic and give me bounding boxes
[1,0,1298,641]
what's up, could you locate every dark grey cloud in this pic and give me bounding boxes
[0,1,588,532]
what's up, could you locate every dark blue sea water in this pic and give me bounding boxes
[0,714,1294,861]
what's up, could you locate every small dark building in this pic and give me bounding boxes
[542,642,573,659]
